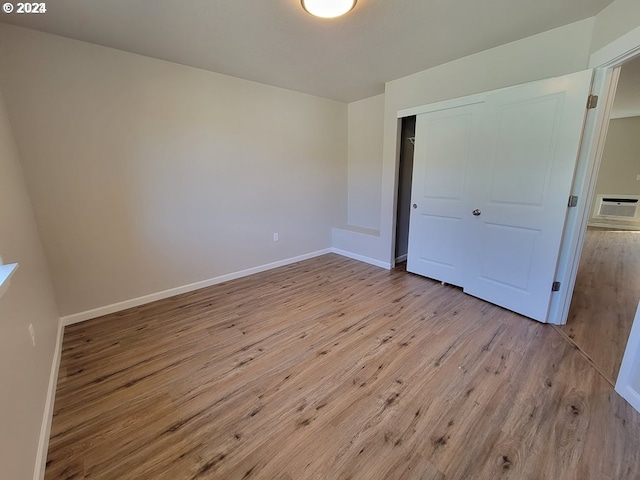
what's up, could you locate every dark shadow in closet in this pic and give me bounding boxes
[395,116,416,263]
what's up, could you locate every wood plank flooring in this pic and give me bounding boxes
[559,228,640,384]
[46,254,640,479]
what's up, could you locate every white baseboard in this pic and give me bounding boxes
[58,247,394,327]
[60,249,333,326]
[33,319,64,480]
[395,254,407,263]
[588,222,640,231]
[331,248,392,270]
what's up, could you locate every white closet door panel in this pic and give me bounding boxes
[488,97,559,206]
[476,223,538,291]
[407,104,481,286]
[464,70,593,322]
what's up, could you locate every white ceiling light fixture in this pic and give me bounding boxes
[301,0,357,18]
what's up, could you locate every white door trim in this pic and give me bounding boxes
[397,94,485,118]
[616,301,640,413]
[589,25,640,69]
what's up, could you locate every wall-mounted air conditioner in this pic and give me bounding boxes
[593,194,640,220]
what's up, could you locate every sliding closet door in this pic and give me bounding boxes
[463,70,593,321]
[406,103,482,286]
[406,70,593,323]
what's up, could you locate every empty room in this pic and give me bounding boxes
[2,1,640,479]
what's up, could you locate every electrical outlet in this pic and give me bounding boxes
[637,174,640,181]
[28,323,36,346]
[273,233,279,242]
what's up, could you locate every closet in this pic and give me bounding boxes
[405,70,593,322]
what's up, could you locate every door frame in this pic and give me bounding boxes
[549,25,640,326]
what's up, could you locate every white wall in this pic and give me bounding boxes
[589,117,640,229]
[0,89,60,479]
[611,57,640,119]
[0,24,347,317]
[591,0,640,53]
[347,94,385,231]
[338,18,596,264]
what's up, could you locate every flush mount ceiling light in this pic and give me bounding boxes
[301,0,357,18]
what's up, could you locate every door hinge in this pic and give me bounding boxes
[568,195,578,207]
[587,94,598,109]
[552,281,561,292]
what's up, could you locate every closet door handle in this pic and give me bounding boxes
[472,209,481,216]
[413,204,418,209]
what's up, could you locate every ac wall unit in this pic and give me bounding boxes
[594,194,640,220]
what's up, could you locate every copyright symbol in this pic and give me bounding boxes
[3,3,13,13]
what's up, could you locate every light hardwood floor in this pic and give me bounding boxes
[46,254,640,479]
[559,228,640,384]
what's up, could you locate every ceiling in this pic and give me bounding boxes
[611,55,640,118]
[0,0,616,103]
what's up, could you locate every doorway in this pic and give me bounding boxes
[558,56,640,384]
